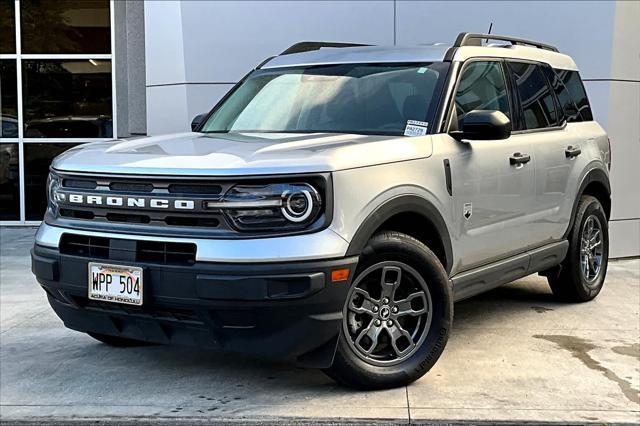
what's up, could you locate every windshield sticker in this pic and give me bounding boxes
[404,120,429,137]
[417,67,428,74]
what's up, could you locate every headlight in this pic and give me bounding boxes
[206,183,322,231]
[47,173,61,214]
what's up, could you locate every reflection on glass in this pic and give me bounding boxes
[20,0,110,54]
[509,62,557,130]
[455,61,510,128]
[22,60,112,138]
[1,60,18,138]
[25,143,79,220]
[0,0,15,53]
[0,143,20,220]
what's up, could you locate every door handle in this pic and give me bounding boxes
[565,145,582,158]
[510,152,531,165]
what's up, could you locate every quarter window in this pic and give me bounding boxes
[453,61,510,129]
[509,62,558,130]
[553,68,593,121]
[542,67,580,123]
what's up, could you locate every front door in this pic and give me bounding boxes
[447,60,536,271]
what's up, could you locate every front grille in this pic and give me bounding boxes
[60,234,110,258]
[56,175,233,229]
[60,234,196,265]
[109,182,154,193]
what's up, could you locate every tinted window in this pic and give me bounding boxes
[542,67,580,123]
[454,61,510,128]
[1,60,18,137]
[0,143,20,220]
[24,143,79,220]
[553,68,593,121]
[0,0,15,53]
[509,62,558,130]
[22,59,113,138]
[20,0,110,54]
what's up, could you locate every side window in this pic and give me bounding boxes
[509,62,558,130]
[454,61,510,128]
[542,66,580,123]
[553,68,593,121]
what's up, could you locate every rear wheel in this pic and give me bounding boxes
[87,332,152,347]
[548,195,609,302]
[324,232,453,389]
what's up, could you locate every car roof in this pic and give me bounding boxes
[261,42,578,72]
[262,44,452,69]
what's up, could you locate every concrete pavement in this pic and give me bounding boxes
[1,227,639,424]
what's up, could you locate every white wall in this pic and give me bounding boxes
[143,0,639,257]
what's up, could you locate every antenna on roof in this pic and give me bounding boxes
[486,23,493,44]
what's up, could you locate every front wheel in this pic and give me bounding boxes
[548,195,609,302]
[324,232,453,389]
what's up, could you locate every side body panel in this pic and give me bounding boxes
[439,134,537,272]
[330,135,456,268]
[529,121,610,243]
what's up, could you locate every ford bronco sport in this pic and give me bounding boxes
[31,33,611,389]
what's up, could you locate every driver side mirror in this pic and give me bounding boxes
[191,113,207,132]
[450,110,511,141]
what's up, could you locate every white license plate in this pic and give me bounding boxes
[88,263,143,306]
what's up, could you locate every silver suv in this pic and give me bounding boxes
[31,33,611,389]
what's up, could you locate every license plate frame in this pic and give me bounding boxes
[88,262,143,306]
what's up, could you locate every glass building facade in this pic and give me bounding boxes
[0,0,114,222]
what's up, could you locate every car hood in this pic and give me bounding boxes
[52,132,433,176]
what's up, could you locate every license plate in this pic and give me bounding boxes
[88,263,143,306]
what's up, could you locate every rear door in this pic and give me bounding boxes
[506,61,581,244]
[447,59,537,271]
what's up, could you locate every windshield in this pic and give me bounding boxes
[201,62,450,136]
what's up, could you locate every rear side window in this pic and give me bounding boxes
[542,67,581,123]
[454,61,510,128]
[553,68,593,121]
[508,62,558,130]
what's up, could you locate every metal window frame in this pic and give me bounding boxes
[0,0,117,225]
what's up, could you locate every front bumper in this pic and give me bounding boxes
[31,243,358,368]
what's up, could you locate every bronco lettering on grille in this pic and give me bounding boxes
[60,193,196,210]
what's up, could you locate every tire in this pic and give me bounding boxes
[548,195,609,302]
[324,231,453,389]
[87,332,152,347]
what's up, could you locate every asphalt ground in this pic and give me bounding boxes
[1,227,638,424]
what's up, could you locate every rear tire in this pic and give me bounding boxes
[87,332,152,347]
[548,195,609,302]
[324,231,453,389]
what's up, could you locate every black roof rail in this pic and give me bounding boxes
[280,41,371,56]
[453,32,559,52]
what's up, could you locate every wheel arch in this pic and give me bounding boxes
[564,168,611,239]
[345,195,453,274]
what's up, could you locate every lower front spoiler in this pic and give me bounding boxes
[32,245,358,368]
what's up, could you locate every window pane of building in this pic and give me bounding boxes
[22,59,112,138]
[0,143,20,220]
[1,60,18,138]
[0,0,15,53]
[25,143,79,220]
[20,0,110,54]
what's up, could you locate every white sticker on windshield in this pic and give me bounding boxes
[404,120,429,137]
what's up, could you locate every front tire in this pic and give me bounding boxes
[548,195,609,302]
[324,232,453,389]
